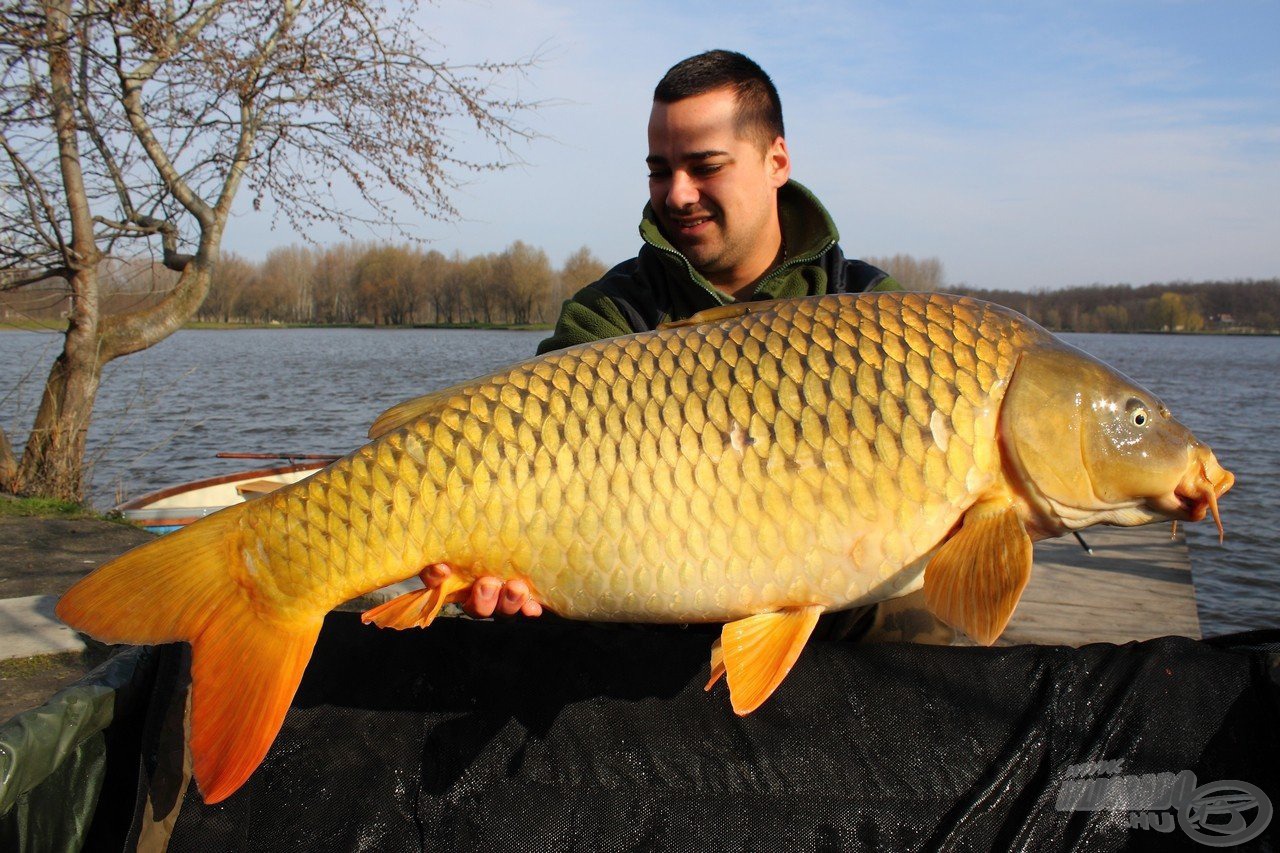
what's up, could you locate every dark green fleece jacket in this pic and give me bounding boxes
[537,181,900,354]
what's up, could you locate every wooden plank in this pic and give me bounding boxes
[235,479,285,496]
[998,524,1200,646]
[867,524,1200,647]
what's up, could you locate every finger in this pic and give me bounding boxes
[467,577,501,618]
[521,599,543,618]
[497,579,531,617]
[423,564,451,588]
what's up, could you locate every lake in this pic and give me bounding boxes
[1,326,1276,636]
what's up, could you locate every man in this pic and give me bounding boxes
[537,49,898,354]
[445,49,900,619]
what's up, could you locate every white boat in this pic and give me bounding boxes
[115,453,338,534]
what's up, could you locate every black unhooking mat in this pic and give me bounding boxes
[72,618,1280,850]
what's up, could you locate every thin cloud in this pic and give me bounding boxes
[221,0,1279,290]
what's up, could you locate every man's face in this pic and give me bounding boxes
[646,87,790,286]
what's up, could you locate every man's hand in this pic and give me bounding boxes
[422,564,543,618]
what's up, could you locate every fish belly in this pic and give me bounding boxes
[238,292,1036,623]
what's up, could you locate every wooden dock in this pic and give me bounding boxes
[1000,524,1200,646]
[867,524,1200,647]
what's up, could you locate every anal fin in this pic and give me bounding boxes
[705,605,824,715]
[361,571,471,630]
[923,496,1033,645]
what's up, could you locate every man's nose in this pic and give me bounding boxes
[666,170,698,209]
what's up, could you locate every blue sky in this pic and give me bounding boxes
[222,1,1280,291]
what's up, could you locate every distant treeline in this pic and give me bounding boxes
[0,242,609,328]
[2,245,1275,332]
[954,279,1279,333]
[197,241,609,326]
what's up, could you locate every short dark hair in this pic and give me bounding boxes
[654,50,784,148]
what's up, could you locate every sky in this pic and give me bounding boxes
[221,0,1280,291]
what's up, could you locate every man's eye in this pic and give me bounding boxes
[694,165,723,176]
[647,171,669,180]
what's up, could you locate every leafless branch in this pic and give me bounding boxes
[1,133,68,255]
[76,11,135,221]
[0,266,71,291]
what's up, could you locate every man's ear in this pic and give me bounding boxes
[767,136,791,188]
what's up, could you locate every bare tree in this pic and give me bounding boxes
[437,250,470,324]
[311,243,359,324]
[198,253,257,323]
[416,248,449,324]
[865,254,945,292]
[0,0,534,499]
[494,239,552,325]
[557,245,605,311]
[461,253,498,325]
[355,244,421,325]
[257,245,316,323]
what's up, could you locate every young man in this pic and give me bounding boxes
[450,49,899,619]
[536,49,898,355]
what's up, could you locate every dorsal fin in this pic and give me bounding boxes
[657,302,767,330]
[368,389,456,439]
[369,354,550,440]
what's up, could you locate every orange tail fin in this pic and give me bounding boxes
[55,504,323,803]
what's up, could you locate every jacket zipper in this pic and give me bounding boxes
[749,238,837,299]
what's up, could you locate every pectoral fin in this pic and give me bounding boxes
[923,497,1033,645]
[705,604,824,715]
[361,570,471,630]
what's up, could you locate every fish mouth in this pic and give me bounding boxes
[1152,451,1234,542]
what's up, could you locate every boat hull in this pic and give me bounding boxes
[116,462,329,534]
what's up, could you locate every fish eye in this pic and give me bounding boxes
[1130,407,1149,427]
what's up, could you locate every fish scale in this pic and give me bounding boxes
[234,292,1038,624]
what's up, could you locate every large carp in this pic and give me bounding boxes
[57,292,1233,802]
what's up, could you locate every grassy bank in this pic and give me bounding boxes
[0,495,102,520]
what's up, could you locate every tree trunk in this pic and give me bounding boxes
[15,269,104,501]
[11,0,107,502]
[16,342,104,501]
[0,428,16,490]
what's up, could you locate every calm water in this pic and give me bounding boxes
[1057,333,1279,637]
[1,327,1276,635]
